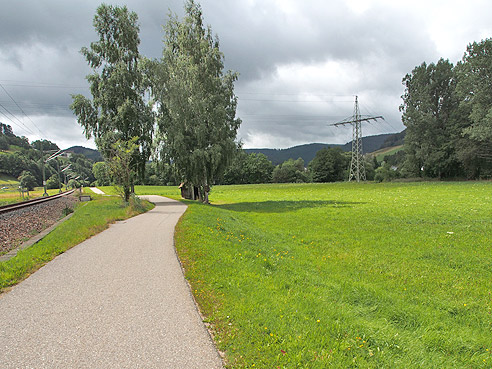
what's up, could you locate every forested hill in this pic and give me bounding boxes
[245,132,403,165]
[65,146,102,162]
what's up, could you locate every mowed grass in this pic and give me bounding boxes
[0,193,153,292]
[97,185,181,200]
[173,182,492,368]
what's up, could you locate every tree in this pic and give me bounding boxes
[0,135,8,150]
[222,151,274,184]
[400,59,462,178]
[374,162,400,182]
[92,161,111,186]
[272,158,308,183]
[308,147,348,182]
[46,174,61,190]
[18,171,37,191]
[70,4,153,183]
[457,39,492,142]
[154,0,241,203]
[31,139,59,152]
[106,138,139,202]
[454,38,492,177]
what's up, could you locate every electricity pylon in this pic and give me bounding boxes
[330,96,383,182]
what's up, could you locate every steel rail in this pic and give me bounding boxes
[0,189,76,214]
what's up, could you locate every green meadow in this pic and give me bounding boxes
[161,182,492,368]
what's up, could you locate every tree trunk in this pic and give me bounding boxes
[203,182,210,204]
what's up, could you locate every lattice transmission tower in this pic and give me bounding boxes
[330,96,384,182]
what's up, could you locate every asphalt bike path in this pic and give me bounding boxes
[0,195,223,368]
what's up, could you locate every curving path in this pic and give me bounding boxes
[0,196,223,369]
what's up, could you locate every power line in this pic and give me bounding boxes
[239,98,355,103]
[0,101,35,135]
[0,83,44,137]
[0,79,88,89]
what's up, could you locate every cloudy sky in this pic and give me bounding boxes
[0,0,491,149]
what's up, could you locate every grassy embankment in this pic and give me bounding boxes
[370,145,404,162]
[167,182,492,368]
[0,192,153,292]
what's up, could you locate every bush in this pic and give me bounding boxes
[18,170,38,191]
[46,174,61,190]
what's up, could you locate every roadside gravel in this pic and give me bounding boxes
[0,196,76,254]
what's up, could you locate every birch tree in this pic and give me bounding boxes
[154,0,241,203]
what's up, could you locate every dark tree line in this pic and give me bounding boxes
[400,38,492,179]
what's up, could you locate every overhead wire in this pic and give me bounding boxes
[0,83,45,138]
[0,101,35,135]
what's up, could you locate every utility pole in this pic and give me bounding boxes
[40,141,48,196]
[330,96,384,182]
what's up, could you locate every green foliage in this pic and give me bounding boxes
[401,38,492,179]
[0,135,8,150]
[272,158,309,183]
[45,174,60,190]
[308,147,348,182]
[400,59,462,178]
[154,0,241,203]
[222,151,274,184]
[174,182,492,368]
[70,4,153,181]
[67,179,79,189]
[457,39,492,142]
[18,170,37,191]
[92,161,111,186]
[106,138,139,202]
[31,139,59,152]
[141,161,178,186]
[374,162,400,182]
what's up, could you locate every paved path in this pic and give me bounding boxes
[89,187,105,195]
[0,196,223,369]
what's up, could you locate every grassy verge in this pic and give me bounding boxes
[175,182,492,368]
[0,194,153,292]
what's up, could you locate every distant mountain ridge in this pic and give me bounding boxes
[63,131,405,166]
[65,146,102,162]
[245,132,404,165]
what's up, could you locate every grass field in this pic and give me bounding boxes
[165,182,492,368]
[98,185,181,200]
[0,192,153,292]
[0,173,63,205]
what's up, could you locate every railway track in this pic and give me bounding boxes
[0,189,76,214]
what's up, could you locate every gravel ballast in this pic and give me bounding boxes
[0,196,76,254]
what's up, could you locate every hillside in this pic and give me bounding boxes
[65,146,102,162]
[245,132,403,165]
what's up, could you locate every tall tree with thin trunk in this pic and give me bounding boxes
[70,4,153,184]
[400,59,461,178]
[153,0,241,203]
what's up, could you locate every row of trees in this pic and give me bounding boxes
[220,147,378,184]
[71,1,240,202]
[400,38,492,179]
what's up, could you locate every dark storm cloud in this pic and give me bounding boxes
[0,0,490,149]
